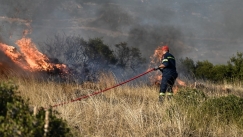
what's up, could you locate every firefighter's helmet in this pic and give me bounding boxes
[162,45,169,51]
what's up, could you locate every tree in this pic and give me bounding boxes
[227,52,243,81]
[86,38,117,64]
[42,35,119,82]
[179,57,196,78]
[41,35,148,82]
[114,42,146,70]
[211,65,228,82]
[195,60,213,80]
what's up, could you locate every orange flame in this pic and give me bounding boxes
[150,46,163,65]
[177,78,186,87]
[0,37,68,74]
[148,46,163,84]
[0,42,29,70]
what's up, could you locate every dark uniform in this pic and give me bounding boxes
[159,52,178,99]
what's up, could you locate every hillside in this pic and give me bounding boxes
[0,0,242,64]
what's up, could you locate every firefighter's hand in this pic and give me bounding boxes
[153,66,160,71]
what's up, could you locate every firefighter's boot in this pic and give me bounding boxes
[167,92,173,101]
[159,92,165,102]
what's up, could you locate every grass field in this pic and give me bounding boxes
[5,72,243,137]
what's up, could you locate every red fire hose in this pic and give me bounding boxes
[51,68,155,108]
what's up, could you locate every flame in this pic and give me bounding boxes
[173,86,179,94]
[149,46,163,84]
[177,78,186,87]
[0,37,68,74]
[150,46,163,65]
[0,42,29,70]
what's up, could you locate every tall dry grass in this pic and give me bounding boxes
[5,72,243,137]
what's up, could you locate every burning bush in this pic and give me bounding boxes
[0,37,69,78]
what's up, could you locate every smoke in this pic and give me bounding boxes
[0,0,243,65]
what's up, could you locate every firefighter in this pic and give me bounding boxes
[154,45,178,102]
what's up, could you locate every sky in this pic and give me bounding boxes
[0,0,243,65]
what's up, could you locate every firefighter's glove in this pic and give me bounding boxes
[153,66,160,71]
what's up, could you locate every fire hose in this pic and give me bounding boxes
[51,68,155,108]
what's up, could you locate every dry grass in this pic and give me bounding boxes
[4,73,243,137]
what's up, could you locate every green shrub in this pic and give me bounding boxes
[197,95,243,126]
[0,82,73,137]
[174,88,207,107]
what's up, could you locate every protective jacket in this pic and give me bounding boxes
[161,52,177,76]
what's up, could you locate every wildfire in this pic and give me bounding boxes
[0,37,68,74]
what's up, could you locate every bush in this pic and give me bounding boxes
[0,82,73,137]
[197,95,243,126]
[174,88,207,107]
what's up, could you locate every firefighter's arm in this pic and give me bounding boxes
[153,64,165,70]
[154,55,168,70]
